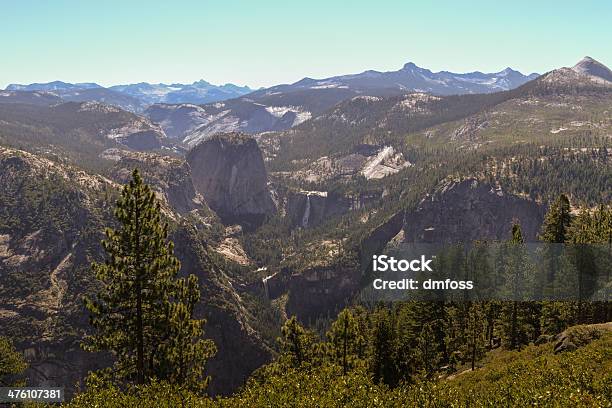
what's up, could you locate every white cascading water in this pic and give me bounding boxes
[262,276,270,299]
[301,194,311,228]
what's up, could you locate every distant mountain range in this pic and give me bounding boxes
[4,61,537,113]
[6,81,102,92]
[6,58,611,147]
[108,80,254,105]
[4,80,255,111]
[259,62,539,96]
[146,62,540,145]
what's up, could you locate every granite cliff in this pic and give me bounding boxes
[187,133,276,228]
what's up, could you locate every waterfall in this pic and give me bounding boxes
[301,194,311,228]
[262,276,270,299]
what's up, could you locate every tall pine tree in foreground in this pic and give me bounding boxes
[278,316,317,368]
[83,169,215,391]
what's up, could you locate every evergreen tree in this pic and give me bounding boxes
[539,195,573,331]
[466,303,487,371]
[278,316,316,368]
[539,194,573,243]
[414,321,444,379]
[369,308,398,386]
[326,308,366,375]
[499,224,534,349]
[0,336,27,386]
[83,169,215,390]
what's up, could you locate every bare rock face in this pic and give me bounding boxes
[283,188,380,229]
[403,178,545,242]
[571,56,612,82]
[187,133,276,227]
[109,150,206,215]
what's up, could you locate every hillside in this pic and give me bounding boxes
[62,323,612,407]
[0,101,176,172]
[0,146,277,395]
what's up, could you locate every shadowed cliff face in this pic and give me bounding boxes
[403,178,545,243]
[187,133,276,228]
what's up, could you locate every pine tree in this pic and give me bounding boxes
[326,308,366,375]
[539,194,573,243]
[499,224,534,349]
[156,274,217,391]
[278,316,316,368]
[0,336,27,386]
[414,321,444,379]
[370,308,399,386]
[466,303,487,371]
[83,169,215,390]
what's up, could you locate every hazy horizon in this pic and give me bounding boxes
[2,0,611,89]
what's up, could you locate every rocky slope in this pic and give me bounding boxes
[402,178,545,243]
[570,56,612,83]
[0,100,174,171]
[539,56,612,88]
[187,133,277,227]
[0,146,273,395]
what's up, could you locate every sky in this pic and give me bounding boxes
[2,0,611,89]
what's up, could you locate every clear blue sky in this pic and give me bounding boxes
[2,0,610,89]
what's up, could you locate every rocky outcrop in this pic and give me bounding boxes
[109,150,207,215]
[535,323,612,354]
[284,144,411,184]
[285,264,359,322]
[359,211,405,267]
[284,188,380,229]
[554,323,611,354]
[403,178,545,242]
[119,130,163,151]
[187,133,276,227]
[286,191,337,228]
